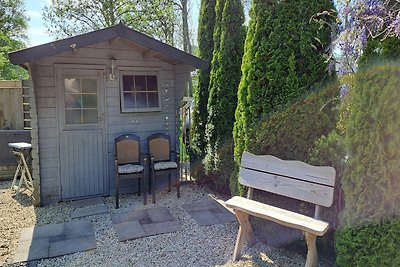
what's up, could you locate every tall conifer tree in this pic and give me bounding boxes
[190,0,216,159]
[204,0,245,174]
[233,0,335,194]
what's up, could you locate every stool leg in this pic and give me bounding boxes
[11,162,22,190]
[21,154,33,188]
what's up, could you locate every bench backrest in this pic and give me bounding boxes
[240,151,336,207]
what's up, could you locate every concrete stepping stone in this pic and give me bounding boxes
[112,207,182,241]
[182,199,236,226]
[70,204,108,219]
[69,197,104,208]
[13,219,96,263]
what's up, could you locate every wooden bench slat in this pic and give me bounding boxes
[240,168,334,207]
[226,196,329,236]
[241,152,336,187]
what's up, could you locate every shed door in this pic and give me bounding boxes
[57,67,107,200]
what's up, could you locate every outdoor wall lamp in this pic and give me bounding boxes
[108,58,116,80]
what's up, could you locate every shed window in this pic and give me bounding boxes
[64,78,99,124]
[120,74,160,112]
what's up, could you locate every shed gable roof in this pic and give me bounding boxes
[9,23,207,69]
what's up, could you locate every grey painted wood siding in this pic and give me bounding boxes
[31,40,191,203]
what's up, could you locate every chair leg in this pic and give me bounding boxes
[168,174,171,192]
[152,169,156,204]
[115,173,120,209]
[138,178,141,196]
[176,172,180,198]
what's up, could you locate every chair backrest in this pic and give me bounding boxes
[240,151,336,207]
[148,133,171,162]
[115,134,140,164]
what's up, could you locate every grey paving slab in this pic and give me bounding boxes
[112,207,181,241]
[13,238,50,262]
[28,223,64,240]
[114,220,147,241]
[111,209,149,224]
[64,220,93,239]
[146,207,175,223]
[69,197,104,208]
[182,200,216,212]
[183,200,236,226]
[70,204,108,219]
[49,235,96,257]
[211,208,236,223]
[189,210,222,226]
[14,219,97,263]
[142,220,182,236]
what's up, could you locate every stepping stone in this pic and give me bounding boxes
[69,197,104,208]
[114,220,147,242]
[49,235,96,257]
[70,204,108,219]
[112,207,182,241]
[13,219,96,263]
[183,200,236,226]
[142,220,182,236]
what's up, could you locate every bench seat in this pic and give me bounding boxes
[226,196,329,236]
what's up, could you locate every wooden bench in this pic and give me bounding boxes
[226,151,336,267]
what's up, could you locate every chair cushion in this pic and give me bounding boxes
[154,161,178,171]
[118,164,144,174]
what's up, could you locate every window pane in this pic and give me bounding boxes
[146,76,158,91]
[65,94,82,108]
[82,79,97,93]
[122,75,134,92]
[135,75,146,91]
[65,110,82,124]
[136,92,147,108]
[83,110,98,123]
[148,92,159,107]
[123,92,135,108]
[64,78,80,94]
[82,95,97,108]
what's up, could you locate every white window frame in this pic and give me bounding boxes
[119,71,161,113]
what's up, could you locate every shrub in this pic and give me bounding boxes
[309,129,346,229]
[335,218,400,267]
[230,82,339,195]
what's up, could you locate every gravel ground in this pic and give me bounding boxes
[0,180,331,267]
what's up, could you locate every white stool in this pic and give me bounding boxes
[9,142,33,194]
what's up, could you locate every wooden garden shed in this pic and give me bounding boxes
[9,23,206,205]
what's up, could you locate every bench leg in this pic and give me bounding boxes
[233,210,256,261]
[304,232,318,267]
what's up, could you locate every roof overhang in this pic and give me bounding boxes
[9,22,208,70]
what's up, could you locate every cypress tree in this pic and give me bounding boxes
[233,0,335,194]
[204,0,245,174]
[190,0,216,159]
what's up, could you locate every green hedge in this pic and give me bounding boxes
[190,0,216,160]
[341,62,400,226]
[336,218,400,267]
[230,82,339,195]
[233,0,336,168]
[204,0,245,176]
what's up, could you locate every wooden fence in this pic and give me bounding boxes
[0,80,31,178]
[0,80,31,130]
